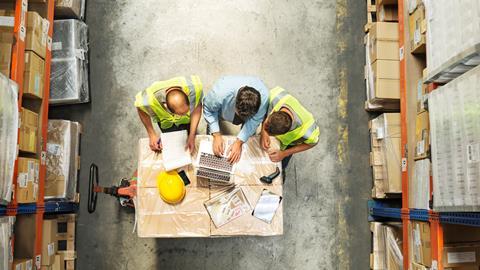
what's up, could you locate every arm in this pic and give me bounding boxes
[203,91,225,156]
[137,108,161,151]
[268,143,317,162]
[186,103,202,152]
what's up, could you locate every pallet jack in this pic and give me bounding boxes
[87,163,137,213]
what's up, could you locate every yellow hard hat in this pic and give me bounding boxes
[156,171,186,204]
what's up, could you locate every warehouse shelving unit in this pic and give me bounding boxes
[369,1,480,269]
[2,0,79,268]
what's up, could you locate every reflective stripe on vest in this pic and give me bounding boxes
[135,76,203,129]
[268,87,319,149]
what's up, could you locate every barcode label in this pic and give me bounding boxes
[447,251,476,264]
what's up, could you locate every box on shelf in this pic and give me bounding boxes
[411,262,429,270]
[409,4,426,54]
[19,108,39,154]
[52,254,65,270]
[26,11,48,59]
[0,73,18,203]
[0,217,15,270]
[377,5,398,22]
[55,0,85,20]
[16,158,39,204]
[368,22,399,63]
[414,111,430,160]
[14,215,36,260]
[46,120,81,201]
[371,59,400,100]
[411,221,432,267]
[411,159,431,210]
[416,79,428,113]
[13,259,33,270]
[50,19,89,105]
[42,219,58,266]
[371,222,403,270]
[24,51,45,99]
[443,243,480,269]
[369,113,401,198]
[0,11,14,77]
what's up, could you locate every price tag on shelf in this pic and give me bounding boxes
[35,255,41,269]
[399,46,404,61]
[19,25,26,42]
[41,151,46,165]
[401,158,407,172]
[431,260,438,270]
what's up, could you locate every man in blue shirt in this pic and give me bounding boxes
[203,76,269,163]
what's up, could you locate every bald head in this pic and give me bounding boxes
[166,87,189,115]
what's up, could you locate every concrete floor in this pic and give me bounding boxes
[49,0,370,269]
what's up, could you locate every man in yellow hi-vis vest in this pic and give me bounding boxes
[260,87,319,168]
[135,75,203,152]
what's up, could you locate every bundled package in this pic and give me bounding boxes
[371,222,403,270]
[50,19,89,105]
[429,65,480,211]
[46,120,81,200]
[55,0,86,20]
[0,73,18,204]
[410,159,430,210]
[425,0,480,83]
[0,216,15,270]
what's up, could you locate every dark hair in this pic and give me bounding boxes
[235,86,261,120]
[266,111,292,135]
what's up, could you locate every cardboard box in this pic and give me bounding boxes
[371,60,400,99]
[415,111,430,160]
[411,221,432,267]
[14,215,36,259]
[443,243,480,269]
[55,0,84,20]
[42,219,58,266]
[16,158,39,203]
[416,79,428,113]
[26,11,47,59]
[370,22,399,41]
[24,51,45,99]
[368,23,399,63]
[19,108,39,153]
[13,259,33,270]
[377,5,398,22]
[411,262,429,270]
[52,254,64,270]
[409,4,426,54]
[0,13,14,77]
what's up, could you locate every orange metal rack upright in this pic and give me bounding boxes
[6,0,55,268]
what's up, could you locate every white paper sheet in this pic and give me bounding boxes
[252,189,282,223]
[160,130,192,171]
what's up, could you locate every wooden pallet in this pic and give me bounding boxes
[365,0,377,32]
[57,214,77,270]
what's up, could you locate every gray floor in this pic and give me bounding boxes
[49,0,370,269]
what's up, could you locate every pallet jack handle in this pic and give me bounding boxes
[88,163,99,213]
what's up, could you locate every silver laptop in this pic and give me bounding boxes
[196,140,235,185]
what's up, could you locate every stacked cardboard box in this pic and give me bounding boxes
[26,11,48,60]
[365,22,400,111]
[136,135,283,237]
[369,113,401,198]
[46,120,81,201]
[0,10,14,77]
[370,222,403,270]
[429,65,480,211]
[411,221,432,268]
[16,158,39,204]
[409,3,426,54]
[0,72,18,203]
[42,219,58,268]
[376,0,398,23]
[414,111,430,160]
[55,0,85,20]
[19,108,39,154]
[411,159,430,210]
[14,215,36,267]
[24,51,45,99]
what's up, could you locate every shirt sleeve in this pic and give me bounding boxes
[203,91,221,134]
[237,98,268,142]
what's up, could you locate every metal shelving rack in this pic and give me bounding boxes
[2,0,78,267]
[368,1,480,269]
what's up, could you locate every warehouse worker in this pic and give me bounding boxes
[203,76,269,163]
[135,75,203,152]
[260,87,319,169]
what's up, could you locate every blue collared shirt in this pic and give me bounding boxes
[203,76,269,142]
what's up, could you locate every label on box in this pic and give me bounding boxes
[376,127,385,139]
[47,242,55,256]
[414,224,421,246]
[65,0,73,6]
[417,140,425,155]
[447,251,476,264]
[34,162,39,182]
[35,255,41,269]
[47,143,61,156]
[52,42,63,51]
[17,173,28,188]
[399,46,404,60]
[0,16,15,27]
[34,75,41,94]
[47,36,52,51]
[28,160,34,181]
[467,143,480,163]
[25,260,32,270]
[414,29,421,44]
[42,19,49,34]
[19,25,26,42]
[41,151,46,165]
[33,184,37,200]
[431,260,438,270]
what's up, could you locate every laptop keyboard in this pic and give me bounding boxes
[197,168,231,184]
[199,152,233,172]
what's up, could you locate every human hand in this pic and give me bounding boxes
[227,140,243,164]
[268,150,285,162]
[261,133,271,150]
[149,134,162,152]
[186,135,196,153]
[212,133,224,156]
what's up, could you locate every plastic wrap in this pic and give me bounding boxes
[370,113,401,198]
[50,19,88,105]
[411,159,430,210]
[372,222,403,270]
[0,73,18,204]
[0,216,15,270]
[425,0,480,82]
[136,135,283,237]
[54,0,85,20]
[46,120,81,200]
[430,65,480,211]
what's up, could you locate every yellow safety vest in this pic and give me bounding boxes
[268,87,320,150]
[134,75,203,129]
